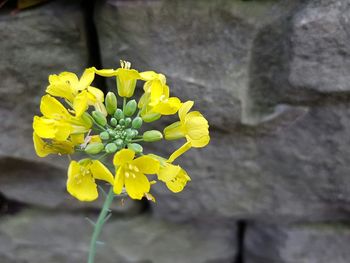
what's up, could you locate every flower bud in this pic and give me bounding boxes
[99,131,109,140]
[85,142,104,154]
[105,143,118,153]
[125,117,132,126]
[105,92,117,115]
[92,111,107,126]
[124,100,137,116]
[115,139,124,146]
[81,112,94,127]
[114,109,124,120]
[119,119,125,126]
[132,117,143,129]
[128,143,143,153]
[110,118,118,126]
[143,130,163,142]
[141,112,161,123]
[125,128,134,139]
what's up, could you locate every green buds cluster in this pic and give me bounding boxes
[85,96,163,155]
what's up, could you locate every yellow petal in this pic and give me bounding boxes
[67,161,98,201]
[113,149,135,166]
[87,86,104,103]
[152,97,182,115]
[179,101,194,122]
[77,68,95,91]
[89,135,102,143]
[70,133,85,145]
[90,160,114,185]
[125,172,150,200]
[187,134,210,148]
[40,95,70,119]
[158,163,181,182]
[33,132,50,157]
[113,167,125,194]
[73,91,89,117]
[185,111,209,140]
[46,75,75,102]
[33,116,72,141]
[59,71,79,87]
[165,168,191,193]
[168,141,192,163]
[94,68,117,77]
[132,156,160,174]
[164,121,184,140]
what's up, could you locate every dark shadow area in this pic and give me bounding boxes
[234,220,247,263]
[82,0,107,93]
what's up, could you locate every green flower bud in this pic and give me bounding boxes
[142,112,161,123]
[132,129,138,136]
[124,100,137,117]
[125,128,134,138]
[108,130,117,137]
[85,142,104,154]
[105,92,117,115]
[115,139,124,146]
[99,131,109,140]
[116,124,121,129]
[110,117,118,126]
[128,143,143,153]
[92,111,107,126]
[81,112,94,127]
[105,143,118,153]
[143,130,163,142]
[132,117,143,129]
[119,119,125,126]
[114,109,124,120]
[125,117,132,126]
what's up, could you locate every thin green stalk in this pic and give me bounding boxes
[87,187,114,263]
[130,138,144,143]
[123,97,127,113]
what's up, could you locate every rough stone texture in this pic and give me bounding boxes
[96,0,350,223]
[244,222,350,263]
[289,0,350,93]
[0,1,141,214]
[0,0,87,167]
[0,209,237,263]
[0,157,142,214]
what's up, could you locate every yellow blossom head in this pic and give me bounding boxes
[113,149,159,200]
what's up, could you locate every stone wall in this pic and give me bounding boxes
[1,0,350,262]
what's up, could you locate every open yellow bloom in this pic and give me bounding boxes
[46,68,104,116]
[138,71,182,121]
[33,132,74,157]
[33,95,92,141]
[150,154,191,193]
[94,61,140,98]
[164,101,210,161]
[67,159,114,201]
[113,149,159,200]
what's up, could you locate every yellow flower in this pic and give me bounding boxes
[33,132,74,157]
[33,95,92,141]
[164,101,210,162]
[150,154,191,193]
[138,71,182,121]
[113,149,159,200]
[94,61,140,98]
[67,159,114,201]
[46,68,104,116]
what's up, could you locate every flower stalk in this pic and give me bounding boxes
[88,187,115,263]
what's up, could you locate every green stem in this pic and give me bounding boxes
[130,138,144,143]
[123,97,127,113]
[87,187,114,263]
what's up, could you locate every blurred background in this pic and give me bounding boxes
[1,0,350,262]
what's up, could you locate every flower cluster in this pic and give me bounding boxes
[33,61,210,202]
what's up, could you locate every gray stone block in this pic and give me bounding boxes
[0,209,237,263]
[245,222,350,263]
